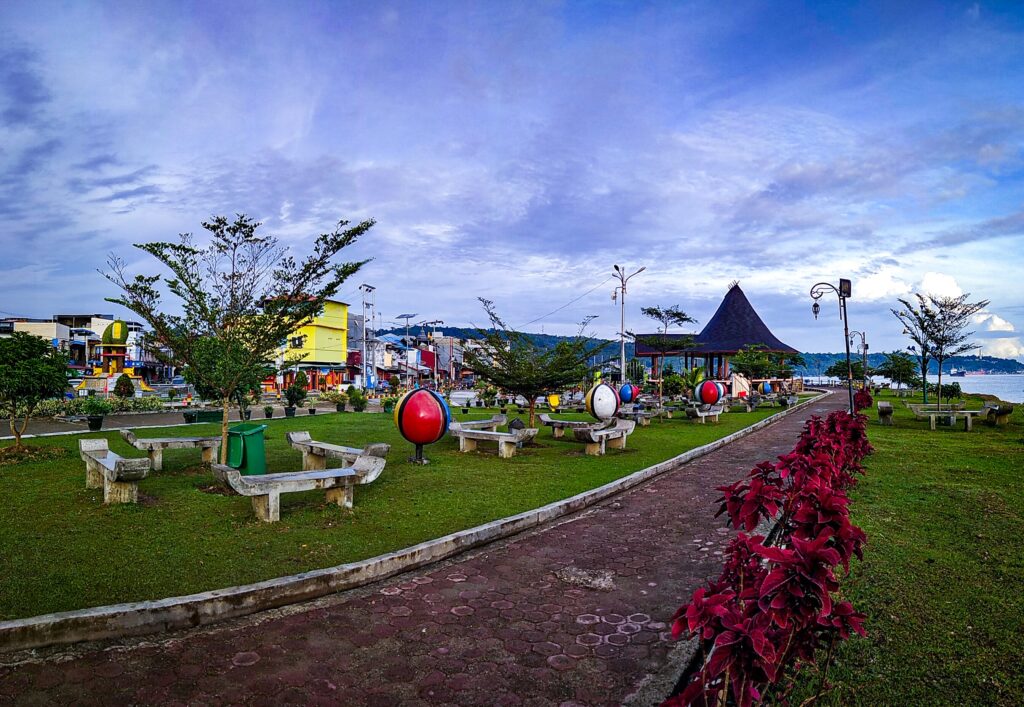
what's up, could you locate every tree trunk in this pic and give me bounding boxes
[936,358,943,411]
[220,397,230,464]
[10,416,23,452]
[528,400,536,428]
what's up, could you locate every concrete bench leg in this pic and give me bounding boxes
[995,413,1011,426]
[148,449,163,472]
[325,485,354,509]
[202,446,217,464]
[252,492,280,522]
[964,415,972,432]
[103,477,138,504]
[498,441,516,459]
[460,437,477,453]
[639,417,650,427]
[584,441,603,456]
[85,460,103,490]
[607,435,626,451]
[301,451,327,471]
[879,413,893,426]
[552,427,564,439]
[930,415,937,431]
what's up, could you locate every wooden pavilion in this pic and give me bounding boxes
[634,283,798,381]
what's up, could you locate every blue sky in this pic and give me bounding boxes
[2,1,1023,358]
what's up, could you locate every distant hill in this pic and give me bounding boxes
[380,327,631,363]
[797,352,1024,376]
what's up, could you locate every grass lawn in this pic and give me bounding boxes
[0,404,785,620]
[791,391,1024,705]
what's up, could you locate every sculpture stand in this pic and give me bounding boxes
[409,444,429,465]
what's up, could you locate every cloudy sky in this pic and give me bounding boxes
[2,1,1023,358]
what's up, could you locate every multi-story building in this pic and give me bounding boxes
[276,299,349,391]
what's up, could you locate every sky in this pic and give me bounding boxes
[2,0,1024,359]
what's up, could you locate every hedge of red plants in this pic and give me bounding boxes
[664,392,874,706]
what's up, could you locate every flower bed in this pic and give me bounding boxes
[665,392,874,706]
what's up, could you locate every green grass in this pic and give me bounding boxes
[0,404,785,620]
[791,392,1024,705]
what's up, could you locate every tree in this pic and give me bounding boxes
[104,214,373,463]
[0,332,69,451]
[916,293,989,409]
[681,366,705,398]
[892,298,934,403]
[874,351,916,392]
[825,359,868,381]
[462,299,603,427]
[729,344,774,379]
[113,373,135,398]
[662,373,684,397]
[632,305,696,404]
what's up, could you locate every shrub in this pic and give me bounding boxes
[167,387,178,401]
[347,386,367,412]
[113,373,135,399]
[320,390,348,405]
[284,384,306,408]
[80,397,113,416]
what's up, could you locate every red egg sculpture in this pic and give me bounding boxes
[394,389,450,463]
[697,380,721,405]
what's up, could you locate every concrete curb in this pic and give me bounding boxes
[0,392,830,652]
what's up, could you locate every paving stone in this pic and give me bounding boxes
[2,396,841,706]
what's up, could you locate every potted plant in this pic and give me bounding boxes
[461,398,471,414]
[382,396,397,413]
[347,386,368,412]
[167,387,178,402]
[283,384,306,417]
[263,404,274,419]
[321,390,348,412]
[81,396,112,431]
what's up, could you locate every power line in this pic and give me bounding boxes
[517,275,615,329]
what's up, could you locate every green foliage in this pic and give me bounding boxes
[346,386,367,411]
[625,358,646,383]
[662,373,684,397]
[824,358,869,380]
[874,351,917,390]
[167,387,178,401]
[462,299,603,426]
[682,366,705,396]
[294,371,309,390]
[113,373,135,398]
[319,390,348,405]
[388,374,401,390]
[79,397,113,416]
[632,305,696,402]
[104,214,372,461]
[0,332,70,449]
[284,384,306,408]
[729,344,798,379]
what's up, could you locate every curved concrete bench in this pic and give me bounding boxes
[685,404,724,424]
[448,415,507,434]
[79,439,151,504]
[213,454,386,522]
[285,431,389,480]
[538,414,612,438]
[572,419,636,456]
[877,401,894,426]
[120,429,220,471]
[453,427,538,458]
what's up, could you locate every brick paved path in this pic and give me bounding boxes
[0,395,843,706]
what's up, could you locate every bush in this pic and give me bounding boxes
[347,386,367,412]
[319,390,348,405]
[80,397,113,416]
[167,387,178,401]
[113,373,135,399]
[284,384,306,408]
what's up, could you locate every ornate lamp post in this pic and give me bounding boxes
[810,278,854,414]
[848,330,868,387]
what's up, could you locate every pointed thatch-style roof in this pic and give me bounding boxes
[634,283,797,357]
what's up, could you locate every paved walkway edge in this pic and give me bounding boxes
[0,392,829,653]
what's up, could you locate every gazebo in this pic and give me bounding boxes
[634,283,798,381]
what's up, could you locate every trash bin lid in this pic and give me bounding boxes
[228,423,268,436]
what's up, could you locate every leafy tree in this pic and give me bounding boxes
[729,344,774,379]
[113,373,135,398]
[915,293,989,409]
[874,351,916,392]
[662,373,684,397]
[462,298,603,427]
[892,298,934,403]
[681,366,705,398]
[104,214,373,462]
[632,305,696,404]
[0,332,69,451]
[825,359,868,381]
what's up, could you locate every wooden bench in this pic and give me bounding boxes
[452,427,538,458]
[79,439,151,504]
[538,414,613,438]
[448,414,507,434]
[983,402,1015,427]
[285,431,390,474]
[572,419,636,456]
[212,454,386,522]
[120,429,220,471]
[685,404,724,424]
[877,401,894,426]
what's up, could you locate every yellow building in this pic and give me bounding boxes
[280,299,349,390]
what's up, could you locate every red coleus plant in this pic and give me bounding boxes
[853,387,873,412]
[665,405,872,706]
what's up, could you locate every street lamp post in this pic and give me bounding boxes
[810,278,855,414]
[848,330,868,388]
[612,264,646,385]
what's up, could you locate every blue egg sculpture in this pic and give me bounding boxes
[619,383,637,404]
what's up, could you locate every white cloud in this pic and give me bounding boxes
[982,337,1024,359]
[917,272,963,297]
[974,312,1016,332]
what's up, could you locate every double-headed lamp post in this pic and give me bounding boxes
[848,330,868,387]
[810,278,855,414]
[612,264,646,384]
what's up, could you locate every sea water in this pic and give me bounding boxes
[924,374,1024,404]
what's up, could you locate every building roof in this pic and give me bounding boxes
[634,284,798,356]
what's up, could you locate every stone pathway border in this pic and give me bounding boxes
[0,392,827,653]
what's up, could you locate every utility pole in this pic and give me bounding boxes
[359,284,375,391]
[612,264,646,384]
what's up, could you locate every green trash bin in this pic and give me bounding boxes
[226,423,267,476]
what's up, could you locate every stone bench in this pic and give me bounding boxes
[538,414,613,438]
[79,439,151,504]
[983,402,1015,427]
[452,427,538,458]
[120,429,220,471]
[448,414,507,434]
[212,454,386,522]
[685,404,724,424]
[572,419,636,456]
[877,401,894,426]
[285,431,389,477]
[617,410,655,427]
[777,395,800,408]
